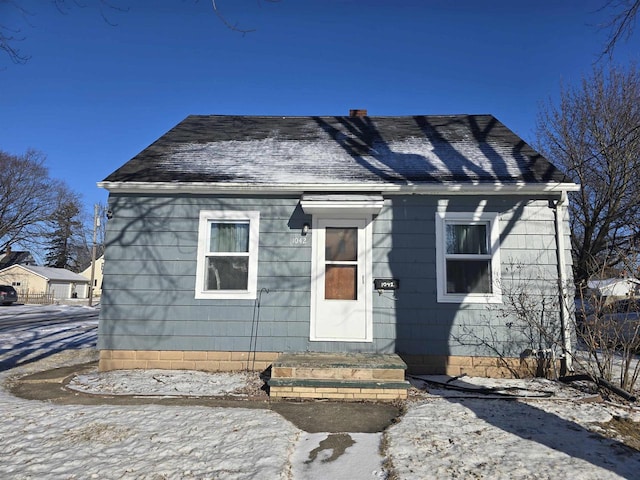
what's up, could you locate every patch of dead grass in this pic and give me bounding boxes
[595,416,640,451]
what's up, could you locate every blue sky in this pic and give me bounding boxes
[1,0,639,211]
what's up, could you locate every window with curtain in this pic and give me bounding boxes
[436,211,501,303]
[206,221,250,290]
[195,210,260,299]
[445,223,491,294]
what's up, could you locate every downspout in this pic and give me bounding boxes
[552,191,573,373]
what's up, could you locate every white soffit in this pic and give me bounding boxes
[300,194,384,215]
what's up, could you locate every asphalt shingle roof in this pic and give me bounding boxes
[0,251,35,269]
[103,114,572,186]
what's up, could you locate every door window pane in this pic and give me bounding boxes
[206,257,249,290]
[325,265,357,300]
[325,227,357,261]
[446,224,487,254]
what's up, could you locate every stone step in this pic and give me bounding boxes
[268,378,410,390]
[268,352,409,402]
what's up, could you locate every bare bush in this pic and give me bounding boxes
[575,283,640,392]
[453,261,567,379]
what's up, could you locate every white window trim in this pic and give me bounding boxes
[195,210,260,300]
[435,211,502,304]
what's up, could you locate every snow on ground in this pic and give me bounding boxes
[2,305,640,479]
[0,304,98,370]
[1,352,299,479]
[0,305,385,480]
[291,432,385,479]
[67,368,254,397]
[388,395,640,480]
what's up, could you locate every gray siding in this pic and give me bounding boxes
[99,193,573,360]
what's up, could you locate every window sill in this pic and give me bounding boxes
[195,290,257,300]
[437,293,502,304]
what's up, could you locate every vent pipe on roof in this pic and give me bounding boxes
[349,109,368,117]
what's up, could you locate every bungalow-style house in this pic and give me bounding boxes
[0,264,90,301]
[97,112,579,400]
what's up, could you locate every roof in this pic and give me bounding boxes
[588,278,640,289]
[0,251,36,269]
[0,265,89,283]
[101,114,577,194]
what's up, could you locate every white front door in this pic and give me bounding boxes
[310,217,372,342]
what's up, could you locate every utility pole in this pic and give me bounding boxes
[88,204,99,307]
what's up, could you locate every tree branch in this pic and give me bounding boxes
[210,0,256,35]
[598,0,640,60]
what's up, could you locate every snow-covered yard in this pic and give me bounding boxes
[1,305,640,479]
[390,380,640,479]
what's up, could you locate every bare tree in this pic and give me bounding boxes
[598,0,640,59]
[0,1,31,64]
[0,149,62,252]
[535,64,640,287]
[1,0,278,65]
[0,0,126,65]
[210,0,280,35]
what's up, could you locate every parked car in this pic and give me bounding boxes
[0,285,18,305]
[583,298,640,348]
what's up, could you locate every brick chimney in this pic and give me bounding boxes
[349,109,368,117]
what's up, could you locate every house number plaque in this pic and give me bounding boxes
[290,236,309,246]
[374,278,399,290]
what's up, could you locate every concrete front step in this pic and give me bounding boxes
[268,352,410,401]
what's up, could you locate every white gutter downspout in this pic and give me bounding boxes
[553,191,573,373]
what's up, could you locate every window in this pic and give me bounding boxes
[435,212,501,303]
[195,210,260,299]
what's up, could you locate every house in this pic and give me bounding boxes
[0,264,90,300]
[80,255,105,297]
[97,112,579,393]
[0,249,36,269]
[587,278,640,298]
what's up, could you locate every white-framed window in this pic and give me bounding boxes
[435,211,501,303]
[195,210,260,300]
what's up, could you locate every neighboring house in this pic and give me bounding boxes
[80,255,105,297]
[587,278,640,298]
[0,264,90,300]
[0,250,36,269]
[97,113,579,377]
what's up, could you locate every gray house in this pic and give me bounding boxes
[98,112,578,396]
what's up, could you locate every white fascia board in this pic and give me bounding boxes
[97,181,580,196]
